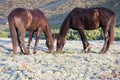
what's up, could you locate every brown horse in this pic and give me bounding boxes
[8,8,54,55]
[57,7,116,54]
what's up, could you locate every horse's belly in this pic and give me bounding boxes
[85,24,99,30]
[85,22,99,30]
[27,25,37,31]
[85,26,99,30]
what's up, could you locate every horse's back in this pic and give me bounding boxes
[68,7,115,30]
[69,7,100,29]
[30,9,47,22]
[28,9,48,27]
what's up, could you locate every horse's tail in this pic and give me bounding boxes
[8,14,18,54]
[109,15,116,45]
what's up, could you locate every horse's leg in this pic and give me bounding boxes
[27,31,34,54]
[33,28,42,54]
[19,30,29,55]
[17,30,24,54]
[100,27,109,54]
[78,29,91,53]
[12,30,18,55]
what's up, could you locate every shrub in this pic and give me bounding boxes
[1,26,120,41]
[0,30,8,38]
[115,27,120,40]
[51,27,120,41]
[85,28,103,40]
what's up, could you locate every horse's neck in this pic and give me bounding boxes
[59,23,69,38]
[59,14,70,38]
[44,25,53,41]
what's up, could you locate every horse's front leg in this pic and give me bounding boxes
[27,31,34,54]
[78,29,91,53]
[33,28,42,54]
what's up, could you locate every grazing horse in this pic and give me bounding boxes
[57,7,116,54]
[8,8,54,55]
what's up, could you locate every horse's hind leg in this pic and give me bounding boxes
[19,30,29,55]
[78,29,91,53]
[100,26,110,54]
[27,31,34,54]
[33,28,42,54]
[12,31,18,55]
[16,29,24,54]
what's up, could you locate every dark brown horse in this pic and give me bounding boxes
[8,8,54,55]
[57,7,116,54]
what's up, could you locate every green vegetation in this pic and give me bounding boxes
[51,26,120,41]
[0,30,8,38]
[55,28,103,40]
[1,26,120,41]
[115,27,120,40]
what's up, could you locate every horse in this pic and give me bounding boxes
[8,8,54,55]
[57,7,116,54]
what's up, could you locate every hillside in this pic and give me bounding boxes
[0,0,120,26]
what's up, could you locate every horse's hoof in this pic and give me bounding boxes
[22,52,26,55]
[85,45,91,52]
[13,52,17,55]
[99,51,107,54]
[99,52,104,54]
[22,51,30,55]
[26,53,31,55]
[25,50,31,55]
[57,51,62,54]
[33,51,37,54]
[99,52,106,54]
[49,51,52,53]
[56,49,62,53]
[81,50,85,53]
[81,49,88,53]
[49,50,54,53]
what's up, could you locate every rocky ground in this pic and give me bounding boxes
[0,38,120,80]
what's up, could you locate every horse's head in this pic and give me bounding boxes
[46,37,54,53]
[56,36,66,53]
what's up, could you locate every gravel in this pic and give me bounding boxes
[0,38,120,80]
